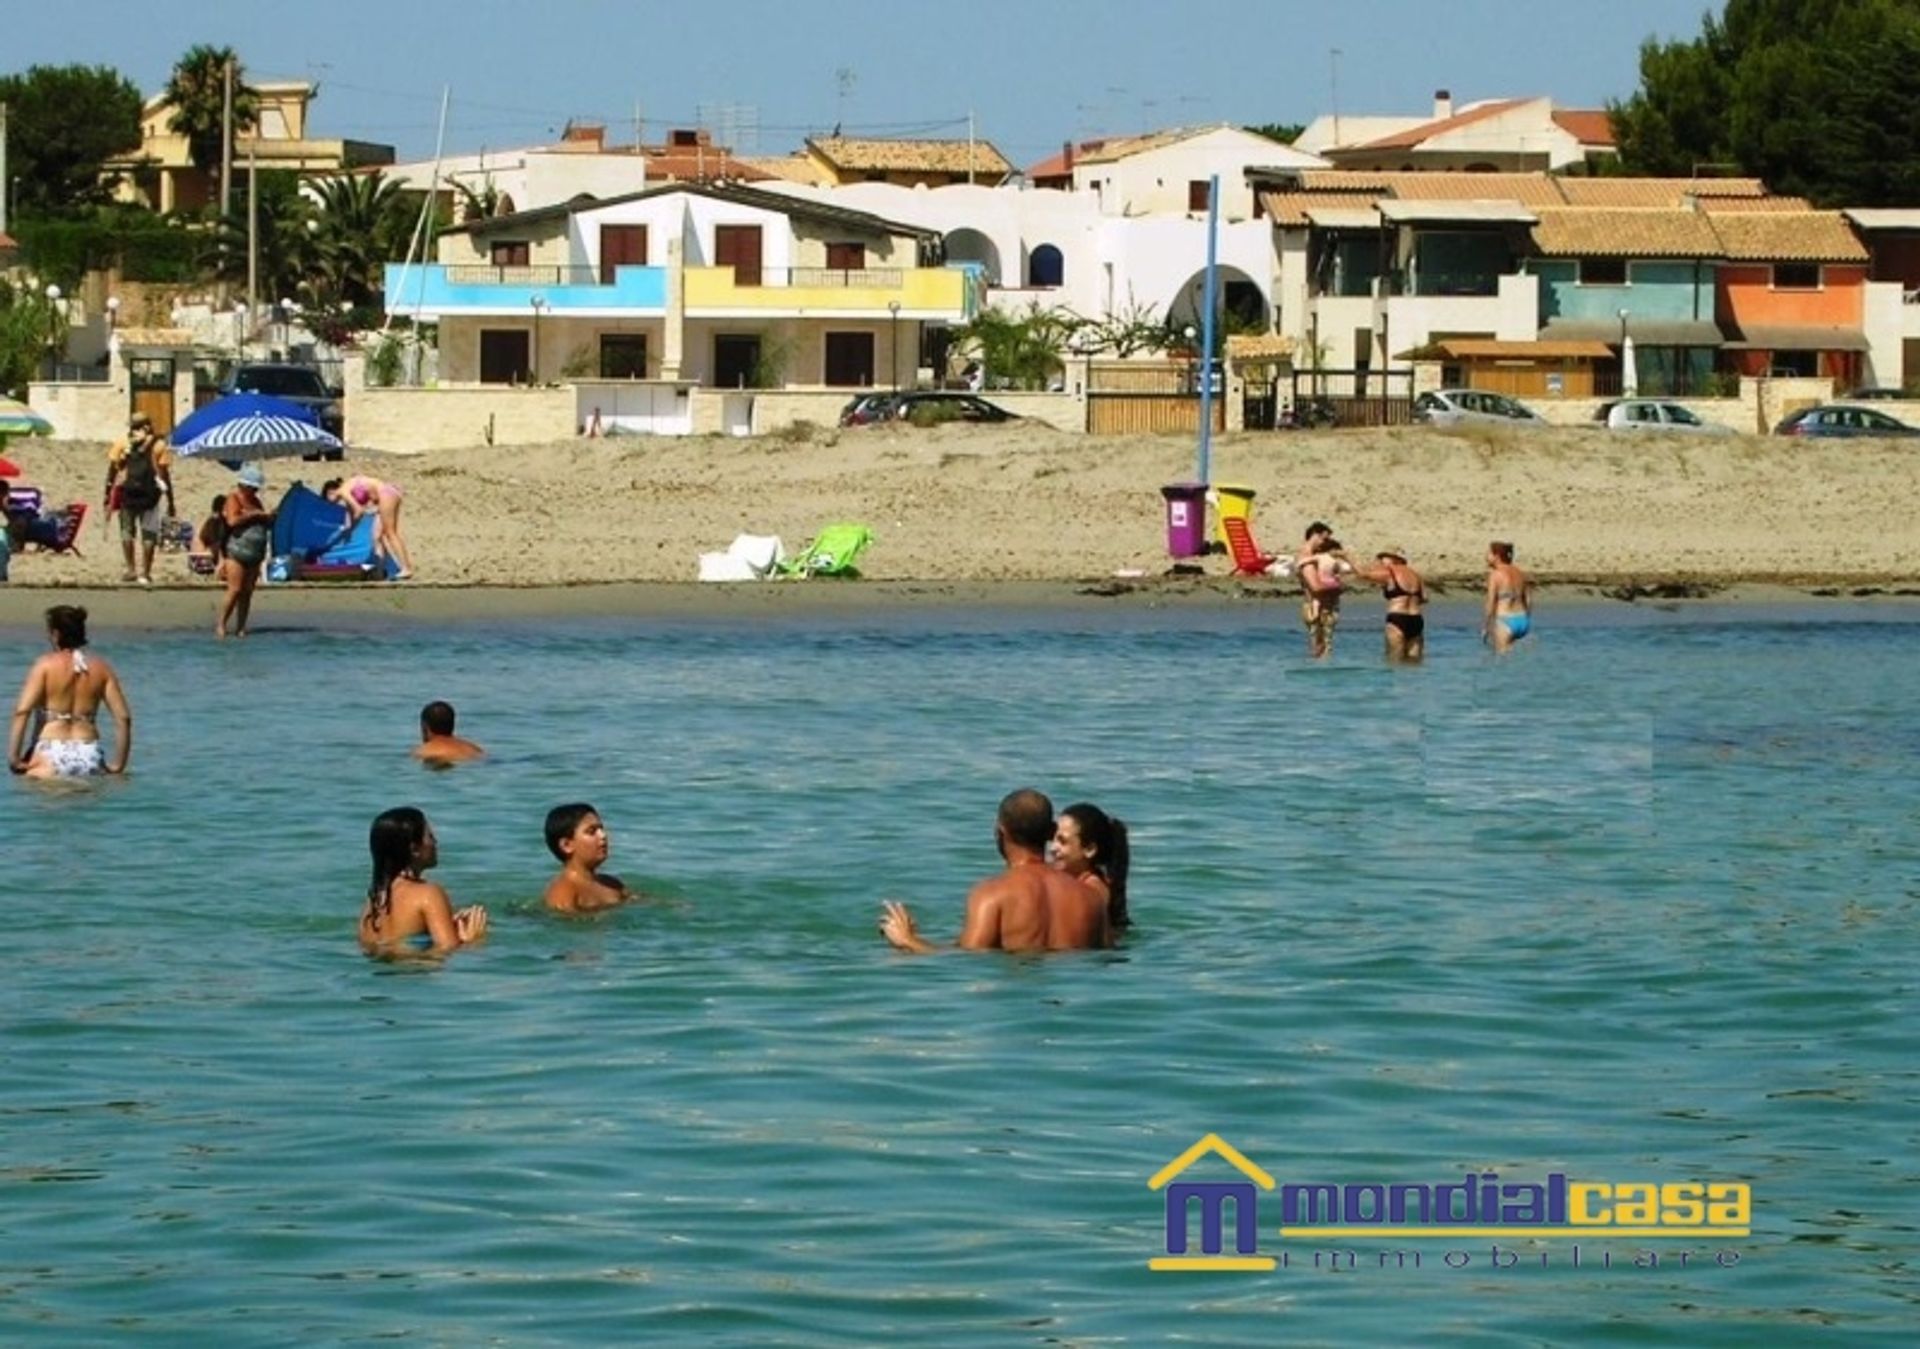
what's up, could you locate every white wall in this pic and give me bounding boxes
[1861,280,1908,388]
[1073,126,1322,220]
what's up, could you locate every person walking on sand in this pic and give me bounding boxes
[413,701,485,766]
[8,605,132,778]
[1484,540,1535,652]
[1353,545,1428,663]
[217,466,274,640]
[880,789,1111,953]
[104,413,175,586]
[357,808,488,957]
[322,475,414,579]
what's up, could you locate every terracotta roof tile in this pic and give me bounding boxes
[1709,212,1869,263]
[1295,170,1567,205]
[1257,190,1382,226]
[736,156,834,185]
[1350,100,1530,151]
[1555,177,1767,206]
[1696,194,1813,212]
[1072,127,1207,164]
[808,137,1012,177]
[1530,208,1724,258]
[1549,110,1616,145]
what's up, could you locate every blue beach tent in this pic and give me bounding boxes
[269,481,398,581]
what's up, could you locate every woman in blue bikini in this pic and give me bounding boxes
[357,807,488,956]
[1484,540,1535,652]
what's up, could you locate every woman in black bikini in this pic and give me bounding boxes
[1355,546,1427,663]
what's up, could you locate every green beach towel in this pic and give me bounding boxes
[780,523,875,578]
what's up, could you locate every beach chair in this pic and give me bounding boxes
[779,522,875,578]
[1223,517,1283,577]
[21,502,88,557]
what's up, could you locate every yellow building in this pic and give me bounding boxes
[800,136,1012,189]
[104,80,394,214]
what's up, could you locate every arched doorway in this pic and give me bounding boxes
[944,229,1002,286]
[1168,266,1269,332]
[1027,243,1064,288]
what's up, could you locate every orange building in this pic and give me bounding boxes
[1713,211,1871,383]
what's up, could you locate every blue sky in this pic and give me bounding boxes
[7,0,1710,167]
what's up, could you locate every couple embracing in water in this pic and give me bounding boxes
[356,801,636,957]
[881,789,1130,954]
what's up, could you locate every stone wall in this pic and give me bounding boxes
[347,385,577,452]
[27,380,128,442]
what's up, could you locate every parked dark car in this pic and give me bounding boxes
[1773,403,1920,438]
[889,392,1018,424]
[837,392,899,427]
[221,363,345,458]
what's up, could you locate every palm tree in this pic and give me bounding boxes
[200,170,320,303]
[164,45,259,174]
[308,171,417,307]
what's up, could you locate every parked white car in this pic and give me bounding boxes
[1595,399,1735,435]
[1412,389,1546,427]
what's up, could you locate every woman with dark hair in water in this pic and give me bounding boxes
[357,807,487,956]
[8,605,132,778]
[1053,802,1131,930]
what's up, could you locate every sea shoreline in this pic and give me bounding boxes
[3,575,1917,631]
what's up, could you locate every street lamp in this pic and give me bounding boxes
[43,283,63,376]
[887,299,902,394]
[234,300,250,358]
[529,294,547,385]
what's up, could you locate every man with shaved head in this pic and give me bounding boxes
[881,788,1113,953]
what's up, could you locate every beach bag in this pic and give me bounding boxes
[227,522,270,566]
[121,441,162,513]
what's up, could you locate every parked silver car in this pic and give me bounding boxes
[1413,389,1545,427]
[1595,399,1735,435]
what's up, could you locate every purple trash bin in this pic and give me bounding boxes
[1160,482,1209,558]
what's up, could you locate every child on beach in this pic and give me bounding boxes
[543,802,634,913]
[190,494,227,577]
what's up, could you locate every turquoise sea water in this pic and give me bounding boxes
[2,599,1916,1346]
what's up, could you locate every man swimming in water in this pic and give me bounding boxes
[412,700,485,765]
[880,789,1112,953]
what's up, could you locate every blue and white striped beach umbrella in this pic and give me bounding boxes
[171,393,344,460]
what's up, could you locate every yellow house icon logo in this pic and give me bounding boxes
[1148,1134,1277,1271]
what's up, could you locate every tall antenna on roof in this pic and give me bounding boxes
[1329,48,1343,147]
[835,67,856,132]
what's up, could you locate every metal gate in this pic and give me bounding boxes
[1287,367,1415,429]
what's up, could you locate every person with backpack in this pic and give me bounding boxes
[104,413,176,586]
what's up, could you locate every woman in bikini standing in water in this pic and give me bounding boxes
[322,474,415,579]
[1484,540,1535,652]
[1354,545,1428,663]
[8,605,132,778]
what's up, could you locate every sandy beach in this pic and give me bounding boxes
[6,421,1920,601]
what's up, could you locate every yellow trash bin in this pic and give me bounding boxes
[1214,484,1256,547]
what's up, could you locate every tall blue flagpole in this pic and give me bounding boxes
[1196,173,1220,487]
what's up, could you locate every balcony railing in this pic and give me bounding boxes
[709,266,907,288]
[1378,270,1504,298]
[445,265,601,286]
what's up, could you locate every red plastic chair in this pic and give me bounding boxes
[24,502,88,557]
[1223,516,1280,576]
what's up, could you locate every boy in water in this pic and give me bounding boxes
[542,802,633,913]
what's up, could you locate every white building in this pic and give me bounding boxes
[763,180,1282,338]
[1027,124,1324,220]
